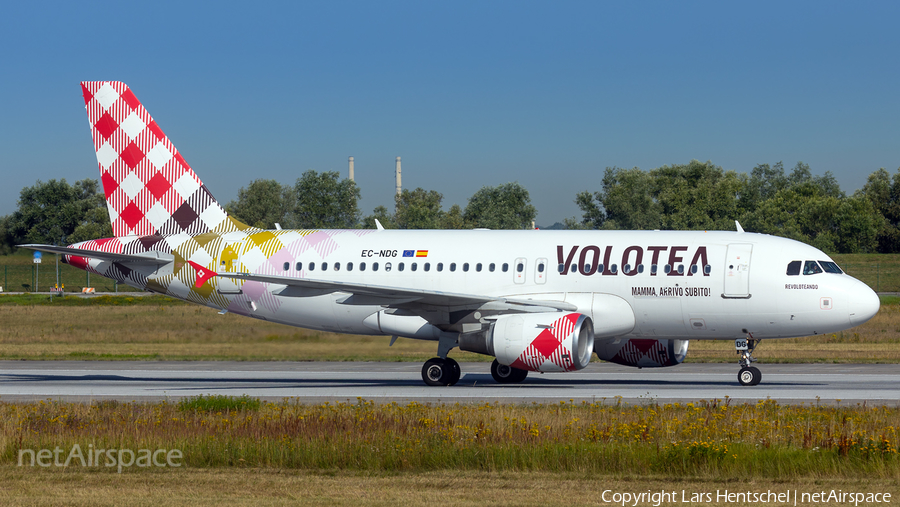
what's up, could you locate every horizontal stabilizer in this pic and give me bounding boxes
[18,244,173,265]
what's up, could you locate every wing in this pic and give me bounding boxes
[17,244,174,265]
[215,271,576,312]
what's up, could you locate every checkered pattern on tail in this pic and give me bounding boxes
[81,81,245,238]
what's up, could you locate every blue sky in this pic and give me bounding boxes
[1,1,898,226]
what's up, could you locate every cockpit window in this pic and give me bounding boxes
[803,260,823,275]
[786,261,801,276]
[819,261,843,274]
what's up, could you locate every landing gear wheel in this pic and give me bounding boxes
[490,359,529,384]
[738,366,762,386]
[444,358,461,386]
[421,357,460,386]
[748,366,761,386]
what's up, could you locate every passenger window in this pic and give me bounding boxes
[597,264,604,274]
[450,263,456,272]
[537,263,544,273]
[295,262,302,271]
[489,263,496,272]
[664,265,671,274]
[476,263,482,272]
[360,262,366,271]
[385,262,392,272]
[502,263,509,272]
[637,264,645,274]
[334,262,340,271]
[704,265,711,275]
[463,263,469,272]
[650,264,658,275]
[321,262,328,271]
[283,262,289,271]
[623,264,631,274]
[786,261,801,276]
[424,263,430,272]
[584,264,591,273]
[437,263,443,272]
[411,262,417,272]
[610,264,618,274]
[677,265,684,274]
[517,263,524,273]
[308,262,315,271]
[570,264,577,273]
[819,261,843,274]
[803,260,823,275]
[373,262,379,271]
[347,262,353,272]
[398,262,404,272]
[558,264,565,273]
[690,265,698,274]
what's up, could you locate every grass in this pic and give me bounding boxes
[2,397,899,479]
[177,395,262,412]
[2,468,895,506]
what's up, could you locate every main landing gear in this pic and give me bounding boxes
[490,359,528,384]
[421,332,462,386]
[735,335,761,386]
[421,357,461,386]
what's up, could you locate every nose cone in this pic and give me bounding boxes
[849,283,880,326]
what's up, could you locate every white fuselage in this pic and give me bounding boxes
[202,229,879,341]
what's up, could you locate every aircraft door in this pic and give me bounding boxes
[723,243,752,298]
[534,257,547,284]
[217,241,244,294]
[514,258,526,284]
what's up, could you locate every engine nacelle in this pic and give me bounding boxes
[483,312,594,373]
[594,338,689,367]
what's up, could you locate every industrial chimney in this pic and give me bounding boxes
[348,156,354,181]
[395,156,402,196]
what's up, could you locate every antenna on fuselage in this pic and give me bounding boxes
[735,221,745,233]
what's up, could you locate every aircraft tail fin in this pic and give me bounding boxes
[81,81,247,237]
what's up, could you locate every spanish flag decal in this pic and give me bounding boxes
[416,250,428,257]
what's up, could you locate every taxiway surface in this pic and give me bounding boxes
[0,361,897,405]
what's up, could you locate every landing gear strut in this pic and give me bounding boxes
[735,335,761,386]
[490,359,528,384]
[421,357,461,386]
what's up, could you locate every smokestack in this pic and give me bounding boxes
[395,156,402,196]
[348,156,354,181]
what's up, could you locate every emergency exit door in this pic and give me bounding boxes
[723,243,752,298]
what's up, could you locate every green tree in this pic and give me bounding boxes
[463,182,536,230]
[4,179,110,247]
[294,170,361,229]
[860,168,900,252]
[650,160,746,231]
[440,204,467,229]
[225,179,296,229]
[394,188,444,229]
[361,205,396,229]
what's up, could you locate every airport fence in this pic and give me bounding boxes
[0,263,121,293]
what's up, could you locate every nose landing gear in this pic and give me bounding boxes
[735,335,761,386]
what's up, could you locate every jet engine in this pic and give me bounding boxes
[594,338,689,367]
[460,312,594,373]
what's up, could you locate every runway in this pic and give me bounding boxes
[0,361,897,405]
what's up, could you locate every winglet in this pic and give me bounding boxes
[375,219,385,231]
[188,261,217,288]
[735,221,745,233]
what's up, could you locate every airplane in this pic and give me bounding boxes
[21,81,881,388]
